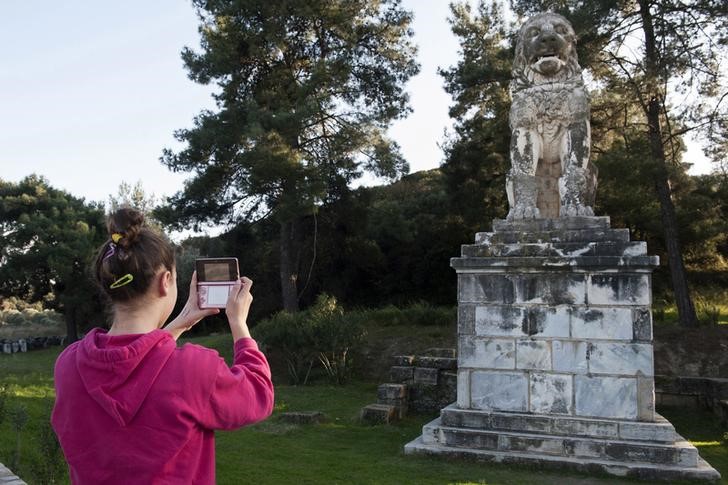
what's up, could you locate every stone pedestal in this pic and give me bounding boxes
[405,217,720,481]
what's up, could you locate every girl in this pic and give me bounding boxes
[51,207,274,483]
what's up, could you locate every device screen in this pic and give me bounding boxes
[197,258,239,282]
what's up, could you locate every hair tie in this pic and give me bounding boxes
[111,233,124,243]
[110,274,134,289]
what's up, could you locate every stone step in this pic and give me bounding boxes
[360,404,397,424]
[378,383,408,400]
[475,228,630,245]
[413,355,457,370]
[461,241,647,258]
[404,435,721,482]
[492,217,611,232]
[377,384,408,418]
[422,418,698,467]
[451,255,659,270]
[439,405,679,443]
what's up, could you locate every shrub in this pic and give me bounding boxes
[695,297,721,326]
[255,294,365,385]
[254,311,317,385]
[309,295,365,385]
[0,308,64,328]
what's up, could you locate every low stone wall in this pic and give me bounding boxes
[655,375,728,425]
[0,336,65,354]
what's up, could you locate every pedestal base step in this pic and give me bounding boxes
[421,417,697,467]
[440,405,679,443]
[405,435,720,482]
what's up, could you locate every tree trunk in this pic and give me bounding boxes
[638,0,698,327]
[646,99,699,327]
[279,219,300,312]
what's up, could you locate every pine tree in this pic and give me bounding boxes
[159,0,419,311]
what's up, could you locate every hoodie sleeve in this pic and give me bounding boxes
[197,338,274,431]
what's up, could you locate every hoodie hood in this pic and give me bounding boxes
[76,328,176,426]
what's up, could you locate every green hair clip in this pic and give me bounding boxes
[110,274,134,289]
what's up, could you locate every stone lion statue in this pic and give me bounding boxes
[506,12,597,220]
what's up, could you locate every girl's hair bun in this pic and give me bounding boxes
[108,207,144,249]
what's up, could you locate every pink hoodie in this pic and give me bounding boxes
[51,328,274,484]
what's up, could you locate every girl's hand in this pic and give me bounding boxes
[164,271,219,340]
[226,277,253,341]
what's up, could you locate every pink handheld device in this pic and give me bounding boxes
[196,257,240,309]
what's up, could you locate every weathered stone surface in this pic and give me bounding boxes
[474,227,631,245]
[475,305,525,337]
[459,337,515,369]
[529,373,573,414]
[571,307,633,340]
[457,370,470,408]
[587,342,654,376]
[422,418,698,467]
[360,404,396,425]
[414,367,439,385]
[511,274,586,305]
[459,275,515,303]
[392,355,414,366]
[619,421,678,443]
[471,371,528,412]
[524,306,570,337]
[424,348,457,358]
[492,217,611,232]
[587,274,651,305]
[452,255,659,270]
[575,375,637,419]
[378,383,407,401]
[439,405,683,442]
[552,340,588,374]
[390,366,413,383]
[637,375,656,421]
[458,304,475,335]
[414,356,457,370]
[0,463,26,485]
[552,417,618,439]
[516,340,551,370]
[632,308,652,341]
[405,434,722,482]
[462,240,648,258]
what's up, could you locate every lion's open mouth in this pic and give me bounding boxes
[534,53,560,62]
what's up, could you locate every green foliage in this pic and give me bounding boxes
[254,309,317,385]
[0,175,107,341]
[158,0,419,311]
[0,307,64,328]
[255,294,364,385]
[354,303,455,328]
[439,1,512,231]
[10,404,28,471]
[0,382,7,426]
[108,180,162,229]
[694,296,722,326]
[32,403,66,484]
[440,1,728,310]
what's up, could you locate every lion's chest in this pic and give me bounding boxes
[510,84,588,129]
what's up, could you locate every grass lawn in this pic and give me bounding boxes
[0,334,726,484]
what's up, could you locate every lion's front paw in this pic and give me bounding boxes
[561,204,594,217]
[507,206,541,220]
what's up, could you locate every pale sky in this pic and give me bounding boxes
[0,1,712,207]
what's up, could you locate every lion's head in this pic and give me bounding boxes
[511,12,582,91]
